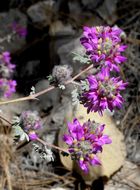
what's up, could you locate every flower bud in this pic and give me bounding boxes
[52,65,73,84]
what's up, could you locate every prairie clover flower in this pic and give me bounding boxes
[63,118,111,173]
[20,111,42,140]
[81,68,128,115]
[0,51,16,78]
[0,78,16,98]
[80,26,127,72]
[12,22,27,37]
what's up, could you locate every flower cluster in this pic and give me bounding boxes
[0,51,16,98]
[63,118,111,172]
[0,79,16,98]
[79,26,128,115]
[20,111,42,140]
[63,25,127,173]
[0,51,16,78]
[81,68,128,115]
[80,26,127,72]
[12,22,27,37]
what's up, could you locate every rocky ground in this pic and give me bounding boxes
[0,0,140,190]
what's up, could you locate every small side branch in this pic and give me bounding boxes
[0,64,93,106]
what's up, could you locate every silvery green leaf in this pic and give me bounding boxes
[12,125,23,135]
[19,133,29,142]
[72,52,91,64]
[58,84,65,90]
[47,75,54,82]
[71,88,79,105]
[81,79,89,91]
[12,116,20,124]
[24,133,30,141]
[40,152,48,160]
[33,143,40,152]
[20,133,26,141]
[12,124,29,142]
[30,86,36,95]
[43,148,54,162]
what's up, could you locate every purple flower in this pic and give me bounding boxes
[81,68,128,115]
[0,51,16,78]
[0,51,16,98]
[2,51,11,64]
[12,22,27,37]
[0,78,16,98]
[63,119,111,173]
[20,110,42,141]
[80,26,127,72]
[28,131,38,141]
[93,125,112,152]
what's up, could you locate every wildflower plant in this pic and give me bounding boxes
[62,26,127,172]
[0,25,127,174]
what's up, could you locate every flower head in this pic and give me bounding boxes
[12,22,27,37]
[63,118,111,173]
[81,68,128,115]
[20,111,42,140]
[80,26,127,72]
[52,65,73,84]
[0,51,16,78]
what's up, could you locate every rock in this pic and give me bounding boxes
[50,96,74,126]
[27,1,54,28]
[0,9,27,53]
[18,60,40,78]
[96,0,118,25]
[49,23,76,68]
[81,0,103,10]
[49,20,75,36]
[57,37,86,74]
[35,79,60,111]
[68,0,82,15]
[59,104,126,185]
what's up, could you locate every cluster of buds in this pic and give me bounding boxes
[0,51,16,98]
[63,26,127,173]
[20,110,42,140]
[52,65,73,85]
[63,119,111,172]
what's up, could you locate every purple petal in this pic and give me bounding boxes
[63,134,73,145]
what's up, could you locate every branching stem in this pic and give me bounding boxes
[0,114,69,154]
[0,64,93,105]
